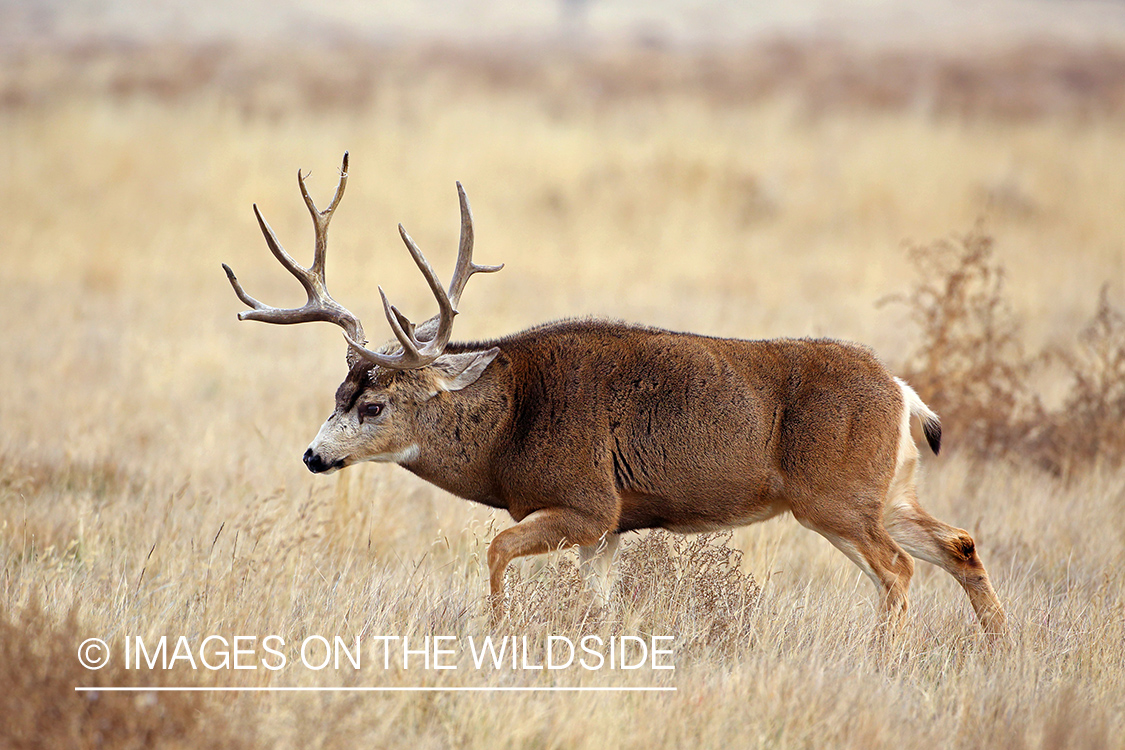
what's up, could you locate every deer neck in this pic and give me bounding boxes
[397,363,510,507]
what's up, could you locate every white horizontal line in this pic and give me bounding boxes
[75,686,675,693]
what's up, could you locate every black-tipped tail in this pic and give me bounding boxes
[922,418,942,455]
[897,377,943,456]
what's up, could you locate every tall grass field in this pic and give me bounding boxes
[1,34,1124,749]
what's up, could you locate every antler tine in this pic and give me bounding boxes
[447,181,503,310]
[223,152,365,345]
[299,151,349,279]
[249,204,315,298]
[222,263,264,311]
[345,225,458,370]
[397,223,457,348]
[379,287,422,359]
[387,301,418,343]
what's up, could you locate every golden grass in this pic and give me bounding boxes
[1,41,1124,748]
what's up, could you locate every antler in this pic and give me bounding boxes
[222,152,365,344]
[342,180,502,369]
[448,181,504,311]
[360,181,505,354]
[223,153,502,371]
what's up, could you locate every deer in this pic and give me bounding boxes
[223,153,1006,634]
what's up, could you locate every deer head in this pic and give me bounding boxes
[222,153,503,473]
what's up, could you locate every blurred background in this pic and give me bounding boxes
[3,0,1124,479]
[7,0,1125,46]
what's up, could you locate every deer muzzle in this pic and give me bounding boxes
[303,448,344,474]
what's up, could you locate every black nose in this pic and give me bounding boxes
[303,448,328,473]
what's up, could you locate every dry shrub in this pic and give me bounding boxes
[1035,286,1125,475]
[0,599,254,750]
[501,555,587,630]
[614,531,761,651]
[887,228,1041,459]
[499,531,760,650]
[893,229,1125,475]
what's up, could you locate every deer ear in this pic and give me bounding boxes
[431,347,501,392]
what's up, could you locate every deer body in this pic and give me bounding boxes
[401,322,894,532]
[224,154,1006,633]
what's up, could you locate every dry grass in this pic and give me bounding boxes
[0,599,254,749]
[1,39,1124,748]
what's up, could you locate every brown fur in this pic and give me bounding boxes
[310,318,1006,632]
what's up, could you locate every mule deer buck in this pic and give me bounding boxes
[223,153,1006,634]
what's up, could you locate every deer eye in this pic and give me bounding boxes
[358,403,384,422]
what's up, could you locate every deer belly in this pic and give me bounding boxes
[615,491,785,534]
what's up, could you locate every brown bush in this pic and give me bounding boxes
[617,531,761,652]
[500,530,760,650]
[613,531,760,643]
[0,600,254,750]
[1035,286,1125,475]
[892,229,1125,476]
[887,227,1042,459]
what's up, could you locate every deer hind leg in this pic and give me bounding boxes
[487,507,613,619]
[883,451,1006,634]
[578,532,621,609]
[884,490,1006,634]
[793,502,915,635]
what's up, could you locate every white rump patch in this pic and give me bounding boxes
[894,377,939,427]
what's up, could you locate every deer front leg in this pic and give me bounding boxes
[579,532,621,609]
[487,507,614,620]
